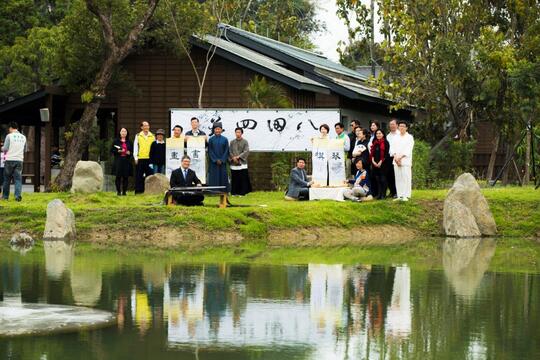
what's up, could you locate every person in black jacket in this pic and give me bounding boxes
[149,129,166,174]
[169,155,204,206]
[369,129,390,199]
[111,128,133,196]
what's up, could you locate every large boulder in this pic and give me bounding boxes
[443,201,481,237]
[443,173,497,237]
[43,199,76,240]
[71,161,103,194]
[144,173,170,194]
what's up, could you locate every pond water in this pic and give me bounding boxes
[1,239,539,359]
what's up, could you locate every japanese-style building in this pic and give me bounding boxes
[0,24,504,190]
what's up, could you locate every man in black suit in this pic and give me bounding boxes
[169,155,204,206]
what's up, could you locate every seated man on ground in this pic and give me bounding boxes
[169,155,204,206]
[344,158,373,202]
[285,158,313,201]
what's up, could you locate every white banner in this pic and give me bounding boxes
[170,108,341,152]
[312,138,328,186]
[166,137,184,179]
[186,137,206,184]
[328,139,346,186]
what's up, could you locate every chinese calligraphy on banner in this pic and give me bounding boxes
[170,109,340,152]
[312,138,329,186]
[327,139,346,186]
[186,136,206,184]
[166,136,185,179]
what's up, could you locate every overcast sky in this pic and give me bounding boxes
[311,0,382,62]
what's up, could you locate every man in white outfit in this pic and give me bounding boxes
[390,120,414,201]
[386,119,400,198]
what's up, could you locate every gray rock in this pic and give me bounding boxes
[144,173,170,194]
[43,199,76,240]
[9,232,34,254]
[443,201,482,237]
[443,173,497,237]
[71,161,103,193]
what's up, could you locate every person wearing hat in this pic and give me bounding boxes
[149,128,166,175]
[208,122,230,191]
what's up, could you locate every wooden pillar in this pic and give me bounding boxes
[44,95,53,191]
[33,123,41,192]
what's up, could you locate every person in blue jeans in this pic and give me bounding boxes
[2,122,27,202]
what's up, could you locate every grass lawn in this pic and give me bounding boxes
[0,186,538,239]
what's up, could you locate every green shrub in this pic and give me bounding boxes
[431,139,476,180]
[412,140,433,189]
[271,153,294,191]
[412,138,476,189]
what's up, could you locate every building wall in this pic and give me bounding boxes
[108,48,320,190]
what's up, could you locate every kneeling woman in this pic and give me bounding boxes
[344,158,373,202]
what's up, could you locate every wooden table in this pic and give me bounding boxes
[165,186,228,208]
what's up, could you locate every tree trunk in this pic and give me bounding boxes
[486,132,500,183]
[54,54,117,190]
[524,125,531,184]
[53,101,102,190]
[502,142,511,185]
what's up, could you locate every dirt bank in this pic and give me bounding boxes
[81,224,419,249]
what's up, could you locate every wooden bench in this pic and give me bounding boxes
[165,186,229,208]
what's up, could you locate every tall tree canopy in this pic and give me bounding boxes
[0,0,323,189]
[337,0,540,180]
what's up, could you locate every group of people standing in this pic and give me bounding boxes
[110,117,252,200]
[286,118,414,202]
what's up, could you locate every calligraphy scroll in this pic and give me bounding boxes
[166,136,185,179]
[311,138,329,186]
[328,139,346,186]
[170,108,341,152]
[186,136,206,184]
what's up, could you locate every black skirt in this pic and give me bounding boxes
[113,156,133,177]
[231,168,252,195]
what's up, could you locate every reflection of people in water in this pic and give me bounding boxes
[287,266,309,303]
[228,265,249,329]
[347,265,371,335]
[117,294,127,331]
[364,265,396,337]
[204,265,228,335]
